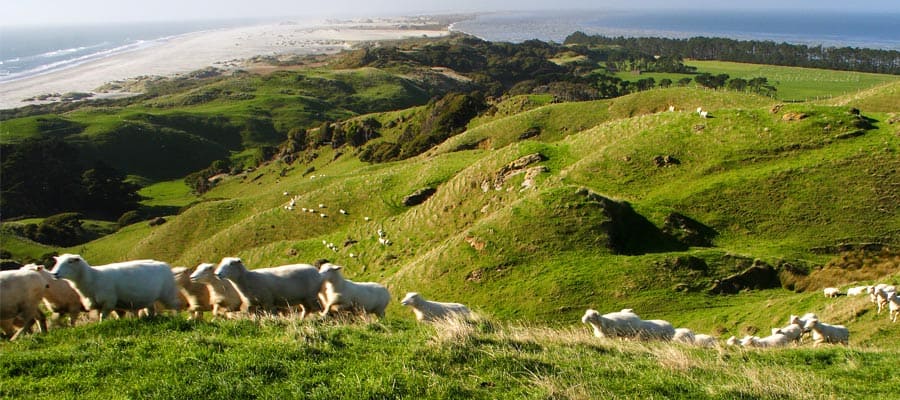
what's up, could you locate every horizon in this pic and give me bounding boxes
[2,0,899,27]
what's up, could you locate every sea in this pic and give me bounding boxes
[0,18,271,84]
[450,9,900,50]
[2,10,898,84]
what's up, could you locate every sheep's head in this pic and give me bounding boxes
[190,263,216,282]
[319,263,343,281]
[803,319,819,331]
[739,336,758,347]
[401,292,420,306]
[50,254,85,281]
[214,257,245,280]
[581,309,600,325]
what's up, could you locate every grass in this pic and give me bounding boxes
[1,314,898,399]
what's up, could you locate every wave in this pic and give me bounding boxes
[0,38,168,84]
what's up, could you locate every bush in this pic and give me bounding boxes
[30,213,87,247]
[117,210,147,228]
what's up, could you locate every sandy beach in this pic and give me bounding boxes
[0,19,448,110]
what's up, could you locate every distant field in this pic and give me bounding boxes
[137,180,197,208]
[612,61,900,102]
[686,60,900,101]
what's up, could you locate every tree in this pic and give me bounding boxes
[81,162,141,219]
[726,78,748,92]
[659,78,673,88]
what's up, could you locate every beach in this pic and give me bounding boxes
[0,18,449,110]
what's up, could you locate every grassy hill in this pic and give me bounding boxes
[2,50,899,398]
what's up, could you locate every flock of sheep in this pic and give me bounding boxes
[581,282,898,349]
[0,254,472,340]
[1,252,896,349]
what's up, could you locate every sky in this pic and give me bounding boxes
[2,0,899,26]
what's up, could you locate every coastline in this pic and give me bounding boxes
[0,18,450,110]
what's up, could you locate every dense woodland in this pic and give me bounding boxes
[564,32,900,75]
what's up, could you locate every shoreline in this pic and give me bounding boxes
[0,18,452,110]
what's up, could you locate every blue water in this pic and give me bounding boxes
[451,10,900,50]
[0,19,268,83]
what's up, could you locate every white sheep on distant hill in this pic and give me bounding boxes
[189,263,243,319]
[887,292,900,323]
[319,263,390,318]
[214,257,322,318]
[846,286,868,296]
[400,292,471,322]
[823,287,841,298]
[50,254,180,321]
[0,268,49,340]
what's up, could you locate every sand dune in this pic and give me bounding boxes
[0,20,447,110]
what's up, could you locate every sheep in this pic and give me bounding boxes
[803,319,849,346]
[673,328,696,344]
[740,333,790,348]
[668,105,675,112]
[693,334,717,348]
[823,287,841,298]
[0,268,49,340]
[50,254,180,321]
[171,266,212,320]
[400,292,471,322]
[725,335,739,346]
[580,309,674,341]
[846,286,869,296]
[21,264,85,327]
[378,237,392,246]
[699,110,709,118]
[789,313,818,330]
[339,209,348,215]
[696,107,703,114]
[214,257,322,318]
[189,263,243,319]
[888,292,900,323]
[772,323,803,343]
[870,286,896,314]
[318,263,390,318]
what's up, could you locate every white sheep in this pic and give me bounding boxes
[696,107,703,114]
[693,334,717,348]
[740,333,790,348]
[400,292,471,322]
[668,105,675,112]
[789,313,818,331]
[339,209,348,215]
[214,257,322,318]
[823,287,841,298]
[699,110,709,118]
[0,268,49,340]
[772,323,803,343]
[871,287,896,314]
[189,263,243,319]
[803,319,849,346]
[50,254,180,321]
[21,264,85,327]
[580,309,674,340]
[887,292,900,323]
[318,263,390,318]
[725,335,739,346]
[846,286,868,296]
[172,266,212,320]
[673,328,696,344]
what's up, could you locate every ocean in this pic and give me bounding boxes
[450,10,900,50]
[0,19,270,84]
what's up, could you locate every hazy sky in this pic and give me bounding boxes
[3,0,898,26]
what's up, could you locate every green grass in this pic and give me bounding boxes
[2,315,898,399]
[137,180,198,208]
[686,60,900,101]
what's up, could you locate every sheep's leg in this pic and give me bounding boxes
[10,318,35,341]
[320,300,336,317]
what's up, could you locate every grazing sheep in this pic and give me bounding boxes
[823,287,841,298]
[189,263,243,319]
[740,333,790,348]
[888,292,900,323]
[772,323,803,343]
[214,257,322,318]
[699,110,709,118]
[172,266,212,320]
[725,336,739,346]
[803,319,849,346]
[846,286,868,296]
[789,313,818,331]
[339,209,348,215]
[0,268,49,340]
[400,292,471,322]
[21,264,85,327]
[673,328,696,344]
[50,254,180,321]
[870,286,896,314]
[580,309,674,341]
[319,264,390,318]
[693,334,717,348]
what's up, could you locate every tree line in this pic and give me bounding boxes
[564,32,900,75]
